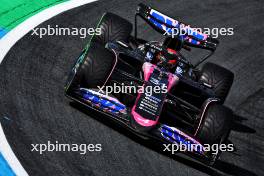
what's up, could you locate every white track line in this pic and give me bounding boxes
[0,0,98,64]
[0,0,97,175]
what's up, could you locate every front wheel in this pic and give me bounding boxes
[94,12,133,45]
[196,104,233,164]
[69,42,116,90]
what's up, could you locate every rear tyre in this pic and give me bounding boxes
[94,12,133,45]
[199,63,234,103]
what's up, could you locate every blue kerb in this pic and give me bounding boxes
[0,152,16,176]
[0,28,9,39]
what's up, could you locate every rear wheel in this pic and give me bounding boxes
[199,63,234,103]
[94,12,133,45]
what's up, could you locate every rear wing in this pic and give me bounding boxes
[135,3,219,51]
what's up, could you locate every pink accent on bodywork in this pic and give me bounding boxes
[142,62,155,81]
[167,72,179,90]
[102,49,118,87]
[131,63,179,127]
[131,110,158,126]
[194,98,218,136]
[203,33,208,40]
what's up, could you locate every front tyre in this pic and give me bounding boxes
[94,12,133,45]
[196,104,233,164]
[69,42,116,90]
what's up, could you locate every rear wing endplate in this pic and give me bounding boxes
[135,3,219,51]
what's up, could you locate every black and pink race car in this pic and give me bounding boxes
[65,3,234,165]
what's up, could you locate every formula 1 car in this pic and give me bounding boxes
[65,3,234,165]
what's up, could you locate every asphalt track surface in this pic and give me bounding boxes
[0,0,264,175]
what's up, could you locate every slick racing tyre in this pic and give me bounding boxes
[94,12,133,45]
[196,104,233,164]
[199,62,234,103]
[69,42,116,89]
[196,104,232,144]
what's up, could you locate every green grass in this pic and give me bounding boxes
[0,0,68,31]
